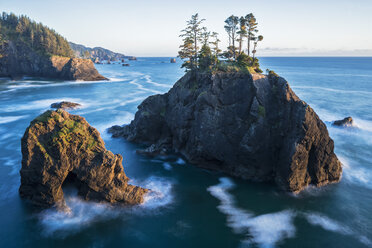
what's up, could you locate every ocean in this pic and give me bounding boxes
[0,57,371,247]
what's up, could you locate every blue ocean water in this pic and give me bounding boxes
[0,57,371,248]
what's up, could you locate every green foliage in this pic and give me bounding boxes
[258,105,266,118]
[178,13,206,71]
[178,13,265,74]
[198,44,218,71]
[0,12,74,58]
[266,69,279,77]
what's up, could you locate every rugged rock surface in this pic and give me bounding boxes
[332,117,354,127]
[110,71,342,193]
[19,109,147,208]
[51,101,81,110]
[0,41,107,81]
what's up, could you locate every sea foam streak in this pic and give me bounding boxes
[208,178,296,247]
[0,115,28,124]
[38,176,174,237]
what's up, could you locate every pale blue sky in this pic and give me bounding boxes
[1,0,372,56]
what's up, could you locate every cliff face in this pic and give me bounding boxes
[110,72,342,193]
[0,41,107,80]
[19,110,147,208]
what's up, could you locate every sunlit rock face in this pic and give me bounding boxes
[19,109,147,208]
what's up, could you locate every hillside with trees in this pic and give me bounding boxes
[69,42,135,63]
[0,12,74,58]
[178,13,264,74]
[0,12,106,80]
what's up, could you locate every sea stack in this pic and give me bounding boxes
[19,109,147,208]
[110,71,342,193]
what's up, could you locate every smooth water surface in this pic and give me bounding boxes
[0,57,371,247]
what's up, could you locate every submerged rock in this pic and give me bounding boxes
[110,71,342,193]
[19,109,147,208]
[332,117,354,127]
[51,101,81,110]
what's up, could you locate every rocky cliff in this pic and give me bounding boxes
[0,40,107,80]
[69,42,135,62]
[19,109,147,208]
[110,71,342,193]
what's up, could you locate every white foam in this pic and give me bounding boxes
[137,176,174,210]
[163,162,172,170]
[208,178,296,247]
[176,158,186,165]
[129,79,163,94]
[0,115,28,124]
[143,75,170,88]
[339,156,372,189]
[303,212,351,234]
[303,212,371,246]
[39,176,174,237]
[39,195,118,237]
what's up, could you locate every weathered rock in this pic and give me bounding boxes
[110,71,342,193]
[51,101,81,110]
[332,117,353,127]
[19,109,147,208]
[0,41,107,81]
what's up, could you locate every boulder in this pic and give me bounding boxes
[51,101,81,110]
[332,117,353,127]
[110,71,342,193]
[19,109,147,208]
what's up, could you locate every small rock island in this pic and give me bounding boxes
[19,109,147,208]
[110,14,342,193]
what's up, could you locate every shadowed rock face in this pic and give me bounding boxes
[332,117,354,127]
[110,71,342,193]
[0,41,107,81]
[19,110,147,208]
[51,101,81,110]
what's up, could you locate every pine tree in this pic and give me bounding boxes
[210,32,221,56]
[178,13,206,70]
[252,35,263,61]
[237,16,247,55]
[245,13,258,57]
[224,15,239,60]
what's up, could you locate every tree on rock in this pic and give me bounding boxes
[178,13,205,70]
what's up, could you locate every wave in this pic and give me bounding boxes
[0,115,28,124]
[163,162,172,170]
[129,79,163,94]
[208,177,371,247]
[207,178,296,247]
[338,156,372,189]
[38,176,174,237]
[292,86,372,96]
[142,75,171,88]
[303,212,371,246]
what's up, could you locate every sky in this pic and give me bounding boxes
[1,0,372,56]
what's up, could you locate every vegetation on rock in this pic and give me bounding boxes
[178,13,264,74]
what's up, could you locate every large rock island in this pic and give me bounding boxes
[110,71,342,193]
[19,109,147,208]
[0,13,107,81]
